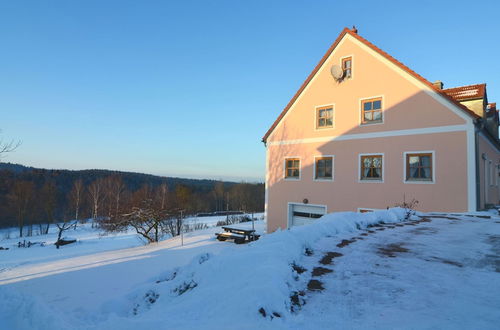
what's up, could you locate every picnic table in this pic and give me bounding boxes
[215,226,260,244]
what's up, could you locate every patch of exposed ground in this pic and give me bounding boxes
[307,279,324,291]
[410,226,439,235]
[377,243,409,258]
[290,291,306,312]
[312,267,333,277]
[336,239,355,248]
[429,215,461,220]
[292,263,307,274]
[319,252,343,265]
[426,257,463,268]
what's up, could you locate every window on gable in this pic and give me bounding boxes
[360,155,383,181]
[315,157,333,180]
[406,153,433,181]
[361,98,383,124]
[285,158,300,179]
[316,106,333,128]
[342,57,352,79]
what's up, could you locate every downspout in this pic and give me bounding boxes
[475,119,482,210]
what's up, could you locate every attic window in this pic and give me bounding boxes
[342,57,352,79]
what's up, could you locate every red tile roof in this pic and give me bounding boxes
[443,84,486,102]
[262,28,480,143]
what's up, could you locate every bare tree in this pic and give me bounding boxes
[0,130,21,160]
[55,221,76,248]
[158,182,168,210]
[213,181,225,211]
[88,178,105,226]
[68,179,84,222]
[8,181,34,238]
[39,181,58,234]
[111,199,170,244]
[104,175,126,219]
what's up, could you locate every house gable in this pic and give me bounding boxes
[263,28,477,144]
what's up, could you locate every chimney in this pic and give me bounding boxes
[487,103,497,112]
[433,80,444,90]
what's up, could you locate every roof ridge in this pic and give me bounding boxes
[443,83,487,91]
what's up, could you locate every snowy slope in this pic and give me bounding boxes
[1,209,499,330]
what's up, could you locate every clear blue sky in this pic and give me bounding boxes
[1,0,499,182]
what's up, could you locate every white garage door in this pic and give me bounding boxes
[289,203,327,227]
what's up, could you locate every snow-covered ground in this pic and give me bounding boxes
[0,213,263,270]
[1,210,499,329]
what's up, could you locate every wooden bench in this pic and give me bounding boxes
[215,226,260,244]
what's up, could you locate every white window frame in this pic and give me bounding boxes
[403,151,436,184]
[284,157,301,181]
[359,95,385,126]
[358,153,384,183]
[313,155,334,181]
[314,104,335,131]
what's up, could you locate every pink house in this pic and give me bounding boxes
[262,27,499,232]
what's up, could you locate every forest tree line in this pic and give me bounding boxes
[0,164,264,238]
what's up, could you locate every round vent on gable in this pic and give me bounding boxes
[330,65,344,81]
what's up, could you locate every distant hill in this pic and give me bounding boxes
[0,163,35,173]
[0,163,265,228]
[0,162,234,192]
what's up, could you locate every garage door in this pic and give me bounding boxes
[289,203,327,227]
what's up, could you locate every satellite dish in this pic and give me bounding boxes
[330,65,344,81]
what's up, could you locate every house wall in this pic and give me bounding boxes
[267,35,467,145]
[266,131,469,232]
[478,133,500,208]
[460,99,484,117]
[265,33,475,232]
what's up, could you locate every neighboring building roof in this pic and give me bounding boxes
[262,27,480,143]
[443,84,486,102]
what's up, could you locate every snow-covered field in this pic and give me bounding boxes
[0,214,263,271]
[1,210,499,329]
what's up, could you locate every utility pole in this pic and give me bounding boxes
[252,211,255,231]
